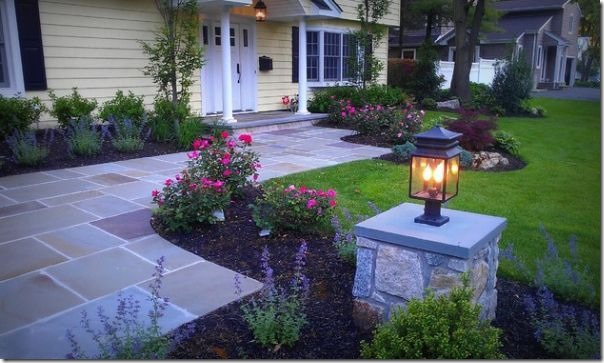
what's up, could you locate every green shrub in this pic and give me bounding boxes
[238,242,309,349]
[149,98,190,142]
[421,97,437,111]
[49,88,97,128]
[251,184,337,233]
[0,95,45,140]
[469,82,496,113]
[175,117,206,149]
[491,57,532,115]
[391,141,416,161]
[387,58,416,91]
[360,84,407,106]
[5,130,49,166]
[361,278,504,359]
[111,118,146,153]
[66,117,102,156]
[308,91,337,113]
[99,90,146,126]
[408,44,444,102]
[574,80,600,88]
[151,171,231,233]
[493,130,520,156]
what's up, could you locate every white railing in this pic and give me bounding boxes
[438,59,502,89]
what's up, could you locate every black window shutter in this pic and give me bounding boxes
[15,0,47,91]
[292,26,299,83]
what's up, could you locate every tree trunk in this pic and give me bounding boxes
[582,55,594,82]
[450,0,485,104]
[425,12,434,44]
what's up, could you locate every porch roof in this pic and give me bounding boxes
[260,0,343,21]
[543,31,569,46]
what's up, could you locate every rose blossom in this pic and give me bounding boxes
[238,134,252,145]
[306,199,317,209]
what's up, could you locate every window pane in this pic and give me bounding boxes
[202,26,208,45]
[402,50,414,59]
[343,34,357,80]
[230,28,235,46]
[306,31,319,81]
[323,32,340,81]
[215,27,221,46]
[0,6,6,86]
[243,29,248,47]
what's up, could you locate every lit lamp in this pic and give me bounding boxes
[254,0,267,22]
[409,127,462,226]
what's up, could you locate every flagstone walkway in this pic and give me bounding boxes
[0,126,389,358]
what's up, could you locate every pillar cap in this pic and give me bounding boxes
[354,203,507,259]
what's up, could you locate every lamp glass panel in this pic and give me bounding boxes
[410,156,457,202]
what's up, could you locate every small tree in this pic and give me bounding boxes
[348,0,390,89]
[490,54,532,115]
[409,42,444,102]
[141,0,204,107]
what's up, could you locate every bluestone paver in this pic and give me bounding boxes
[0,125,389,359]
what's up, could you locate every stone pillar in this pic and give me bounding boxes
[352,203,506,329]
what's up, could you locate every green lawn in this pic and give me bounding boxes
[270,98,601,305]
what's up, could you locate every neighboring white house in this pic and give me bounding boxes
[0,0,400,126]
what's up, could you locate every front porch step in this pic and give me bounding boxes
[203,112,329,135]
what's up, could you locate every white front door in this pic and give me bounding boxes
[201,20,255,115]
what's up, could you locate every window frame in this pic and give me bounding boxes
[0,0,24,96]
[306,26,357,87]
[401,48,416,60]
[568,15,573,34]
[536,45,543,69]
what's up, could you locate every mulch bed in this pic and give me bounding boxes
[0,128,185,177]
[151,187,581,359]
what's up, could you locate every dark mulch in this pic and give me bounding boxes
[0,128,185,177]
[150,187,591,359]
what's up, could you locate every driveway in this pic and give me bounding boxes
[532,86,600,101]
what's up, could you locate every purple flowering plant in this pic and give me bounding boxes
[236,241,310,350]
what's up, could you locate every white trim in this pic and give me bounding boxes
[220,6,235,123]
[448,46,455,62]
[536,45,543,69]
[568,15,574,34]
[401,48,416,60]
[296,17,309,114]
[0,0,24,97]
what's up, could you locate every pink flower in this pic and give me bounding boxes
[189,183,197,190]
[377,105,382,111]
[238,134,253,145]
[299,185,307,194]
[285,184,296,192]
[282,96,290,105]
[306,199,317,209]
[253,173,259,181]
[151,190,160,197]
[227,140,237,149]
[223,169,232,177]
[175,174,182,182]
[187,150,199,159]
[327,189,336,198]
[329,199,337,207]
[164,179,173,186]
[341,111,347,117]
[221,130,230,139]
[221,152,231,165]
[213,180,224,189]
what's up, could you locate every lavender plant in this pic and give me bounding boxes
[331,202,381,265]
[500,225,601,359]
[66,257,173,359]
[6,129,50,166]
[110,116,148,153]
[237,242,310,350]
[66,117,102,157]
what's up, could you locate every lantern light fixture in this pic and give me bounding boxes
[254,0,267,22]
[409,126,462,226]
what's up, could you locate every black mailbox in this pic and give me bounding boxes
[259,56,273,71]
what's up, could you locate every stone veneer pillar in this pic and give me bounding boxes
[352,203,506,329]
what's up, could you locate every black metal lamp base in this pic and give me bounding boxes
[414,200,449,226]
[414,214,449,226]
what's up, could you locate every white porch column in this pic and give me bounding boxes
[296,17,310,115]
[221,6,236,123]
[553,46,562,84]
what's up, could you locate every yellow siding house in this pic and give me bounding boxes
[1,0,399,125]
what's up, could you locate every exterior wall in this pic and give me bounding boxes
[337,0,400,27]
[26,0,201,126]
[560,2,580,58]
[479,43,510,60]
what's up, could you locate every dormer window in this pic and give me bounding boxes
[568,15,574,33]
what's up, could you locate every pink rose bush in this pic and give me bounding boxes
[151,170,231,232]
[151,130,260,232]
[186,131,260,195]
[251,183,338,233]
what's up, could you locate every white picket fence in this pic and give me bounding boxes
[438,59,502,89]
